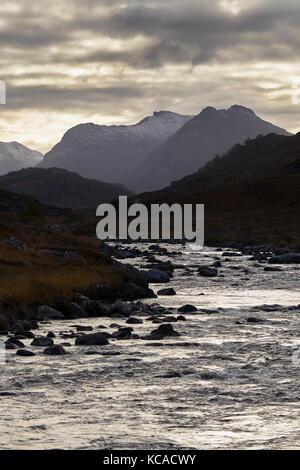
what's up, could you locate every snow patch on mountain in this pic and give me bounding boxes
[0,142,43,176]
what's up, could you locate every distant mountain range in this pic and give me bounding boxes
[38,111,192,185]
[0,141,43,175]
[129,105,291,192]
[136,132,300,247]
[36,105,291,192]
[0,167,132,209]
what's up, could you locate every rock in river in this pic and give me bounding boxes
[16,349,36,357]
[178,304,198,313]
[43,345,68,355]
[157,288,176,296]
[75,333,109,346]
[31,336,54,347]
[197,266,219,277]
[38,306,65,320]
[146,269,171,283]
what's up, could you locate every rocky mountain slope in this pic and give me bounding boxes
[131,105,291,192]
[0,141,43,175]
[0,167,132,209]
[38,111,192,185]
[137,132,300,247]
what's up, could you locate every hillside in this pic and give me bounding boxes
[131,105,291,192]
[0,190,150,313]
[0,167,132,209]
[137,133,300,248]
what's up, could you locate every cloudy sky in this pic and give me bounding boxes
[1,0,300,153]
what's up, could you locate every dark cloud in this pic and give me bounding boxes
[0,0,299,150]
[6,84,143,110]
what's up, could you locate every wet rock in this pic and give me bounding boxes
[146,269,171,283]
[197,266,219,277]
[14,330,35,339]
[38,306,65,320]
[111,327,133,339]
[222,251,242,257]
[112,300,133,316]
[268,253,300,264]
[157,288,176,296]
[16,349,36,357]
[43,345,67,355]
[47,331,56,338]
[212,260,222,268]
[126,317,143,324]
[75,333,109,346]
[264,266,283,272]
[148,323,180,339]
[75,325,93,332]
[109,323,123,329]
[177,315,186,321]
[162,316,177,323]
[64,302,87,319]
[31,337,54,347]
[178,304,197,313]
[7,337,25,348]
[5,342,17,350]
[246,317,265,323]
[28,320,39,330]
[160,371,181,378]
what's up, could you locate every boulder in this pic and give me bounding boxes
[126,317,143,324]
[14,330,35,339]
[178,304,197,313]
[111,327,133,339]
[146,269,171,283]
[47,331,56,338]
[5,342,17,350]
[149,323,180,339]
[162,316,177,323]
[246,317,265,323]
[38,306,65,320]
[264,266,282,272]
[31,336,54,347]
[112,301,133,316]
[16,349,36,357]
[7,337,25,348]
[43,345,67,355]
[268,253,300,264]
[75,333,109,346]
[75,325,93,332]
[157,288,176,296]
[63,302,87,319]
[197,266,219,277]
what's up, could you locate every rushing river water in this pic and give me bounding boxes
[0,244,299,449]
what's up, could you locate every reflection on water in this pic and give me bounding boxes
[0,244,299,449]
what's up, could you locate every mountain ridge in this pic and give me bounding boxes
[130,105,292,192]
[38,110,193,183]
[0,167,132,209]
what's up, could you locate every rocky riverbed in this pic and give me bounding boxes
[0,243,299,449]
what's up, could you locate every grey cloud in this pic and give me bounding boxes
[6,85,143,110]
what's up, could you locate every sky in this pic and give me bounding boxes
[1,0,300,154]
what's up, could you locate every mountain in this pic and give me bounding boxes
[38,111,193,185]
[0,167,133,209]
[130,105,291,192]
[0,141,43,175]
[136,132,300,247]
